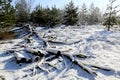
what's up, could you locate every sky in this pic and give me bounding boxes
[32,0,108,9]
[31,0,109,10]
[12,0,120,13]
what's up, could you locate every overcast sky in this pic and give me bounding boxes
[12,0,120,13]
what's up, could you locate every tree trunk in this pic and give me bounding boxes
[108,25,110,31]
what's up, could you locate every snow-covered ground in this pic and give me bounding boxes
[0,25,120,80]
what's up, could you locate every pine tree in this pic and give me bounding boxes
[88,3,101,25]
[48,5,60,27]
[15,0,32,23]
[31,5,60,27]
[31,5,44,25]
[63,1,79,26]
[103,0,120,31]
[79,3,88,25]
[31,5,50,26]
[0,0,16,30]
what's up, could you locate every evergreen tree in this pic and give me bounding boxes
[88,3,101,25]
[48,5,60,27]
[88,3,94,25]
[103,0,120,31]
[15,0,32,23]
[31,5,50,26]
[79,3,88,25]
[31,5,45,25]
[94,7,102,23]
[0,0,16,30]
[58,9,65,24]
[117,15,120,25]
[31,5,60,27]
[63,1,79,26]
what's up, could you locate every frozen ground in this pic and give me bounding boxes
[0,25,120,80]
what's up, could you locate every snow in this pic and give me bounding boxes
[0,25,120,80]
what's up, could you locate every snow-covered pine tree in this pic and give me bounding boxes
[103,0,120,31]
[63,1,79,26]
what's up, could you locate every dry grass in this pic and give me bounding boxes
[0,31,15,40]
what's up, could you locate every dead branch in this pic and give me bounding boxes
[90,64,114,71]
[25,48,44,57]
[31,29,47,48]
[13,51,32,63]
[47,39,82,45]
[74,53,88,58]
[37,57,49,72]
[46,49,97,76]
[44,62,58,70]
[48,40,67,45]
[7,24,114,79]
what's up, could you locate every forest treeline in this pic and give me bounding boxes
[0,0,120,31]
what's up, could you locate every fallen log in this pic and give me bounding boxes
[46,48,88,59]
[32,31,48,48]
[90,64,114,71]
[11,26,25,32]
[78,61,114,71]
[37,57,49,72]
[53,56,71,80]
[12,24,48,48]
[46,49,61,55]
[74,53,88,58]
[25,24,48,48]
[46,49,97,76]
[44,62,59,70]
[11,25,32,38]
[45,55,58,61]
[45,49,62,61]
[25,48,46,62]
[47,39,82,45]
[25,48,44,57]
[68,40,82,45]
[13,51,32,63]
[47,40,67,45]
[73,60,97,76]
